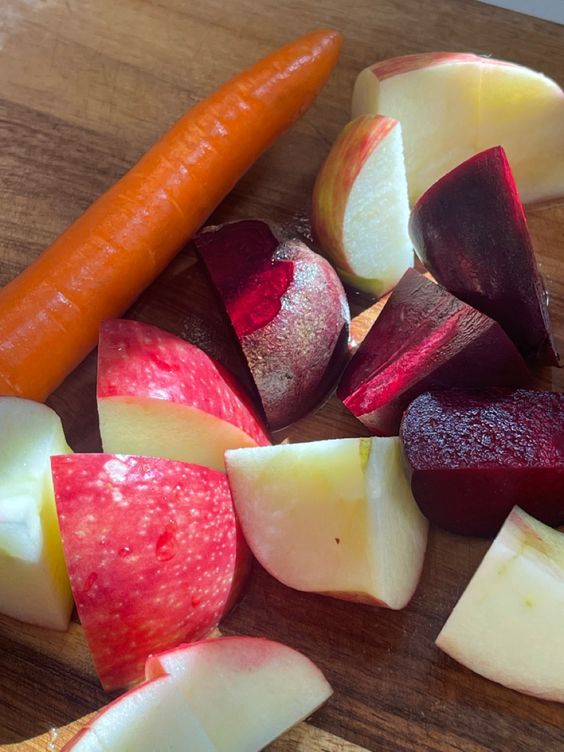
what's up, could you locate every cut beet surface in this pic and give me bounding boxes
[409,146,559,366]
[400,389,564,537]
[194,219,350,430]
[337,269,530,436]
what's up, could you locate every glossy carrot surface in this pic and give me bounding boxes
[0,29,342,401]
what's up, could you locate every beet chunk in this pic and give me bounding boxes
[409,146,559,366]
[337,269,530,436]
[400,389,564,536]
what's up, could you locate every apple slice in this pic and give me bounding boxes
[409,146,559,366]
[193,220,350,430]
[436,507,564,702]
[478,60,564,204]
[97,319,269,472]
[62,675,215,751]
[225,437,428,609]
[337,269,530,436]
[400,389,564,537]
[0,397,73,630]
[146,636,333,751]
[311,115,412,296]
[51,453,248,690]
[352,53,564,204]
[352,53,481,203]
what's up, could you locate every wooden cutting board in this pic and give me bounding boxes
[1,0,563,749]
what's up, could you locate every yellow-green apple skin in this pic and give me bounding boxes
[352,53,564,204]
[312,115,412,297]
[436,507,564,702]
[61,675,215,752]
[0,397,73,630]
[145,636,333,752]
[225,437,428,609]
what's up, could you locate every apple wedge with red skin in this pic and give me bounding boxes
[400,389,564,537]
[311,114,413,297]
[352,52,564,204]
[337,269,530,436]
[194,220,350,430]
[409,146,559,366]
[51,453,249,691]
[61,675,216,751]
[146,637,333,752]
[62,637,331,752]
[97,319,270,472]
[436,507,564,702]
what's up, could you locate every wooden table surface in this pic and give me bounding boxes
[1,0,563,750]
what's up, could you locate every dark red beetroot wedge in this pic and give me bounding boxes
[52,453,249,691]
[400,389,564,537]
[194,220,350,430]
[409,146,559,366]
[336,269,530,436]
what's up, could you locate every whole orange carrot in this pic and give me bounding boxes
[0,29,342,401]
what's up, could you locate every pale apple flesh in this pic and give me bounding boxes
[352,53,482,203]
[225,437,428,609]
[352,52,564,204]
[61,675,215,752]
[477,61,564,204]
[97,319,270,472]
[146,636,333,752]
[436,507,564,702]
[0,397,73,630]
[311,115,413,297]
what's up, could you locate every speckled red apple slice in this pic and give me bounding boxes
[51,453,247,691]
[97,320,270,472]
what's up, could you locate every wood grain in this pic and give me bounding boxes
[0,0,563,750]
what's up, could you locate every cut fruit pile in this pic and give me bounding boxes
[0,38,563,752]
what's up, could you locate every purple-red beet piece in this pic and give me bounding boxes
[337,269,530,436]
[400,389,564,537]
[409,146,559,366]
[195,219,350,430]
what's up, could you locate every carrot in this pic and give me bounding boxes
[0,29,342,401]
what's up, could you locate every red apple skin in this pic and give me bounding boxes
[409,146,559,366]
[400,389,564,537]
[145,635,329,682]
[97,319,270,448]
[194,220,350,430]
[51,453,249,691]
[337,269,530,436]
[367,52,482,80]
